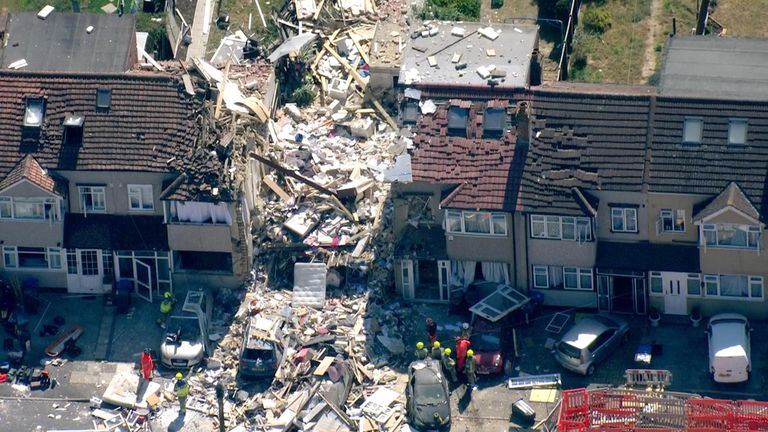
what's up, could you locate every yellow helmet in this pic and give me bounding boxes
[164,291,173,299]
[433,341,441,348]
[467,349,474,356]
[444,348,451,356]
[416,341,424,349]
[175,372,183,379]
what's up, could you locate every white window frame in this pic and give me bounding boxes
[445,210,507,236]
[687,273,702,296]
[701,223,760,250]
[78,186,106,213]
[649,271,663,296]
[611,207,638,233]
[0,196,60,221]
[532,265,549,289]
[2,246,63,271]
[530,214,592,241]
[728,118,748,145]
[702,274,763,300]
[563,267,593,291]
[683,117,703,144]
[660,208,685,233]
[128,184,154,211]
[24,98,44,127]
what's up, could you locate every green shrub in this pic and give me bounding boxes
[582,5,611,34]
[419,0,480,20]
[290,85,316,108]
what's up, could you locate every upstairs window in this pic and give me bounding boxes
[24,98,45,127]
[0,197,60,221]
[445,210,507,236]
[96,88,112,110]
[128,185,154,211]
[683,117,703,144]
[611,207,638,233]
[447,107,469,137]
[660,208,685,233]
[728,118,748,145]
[79,185,106,213]
[530,215,592,241]
[483,107,506,139]
[63,115,85,147]
[702,223,759,249]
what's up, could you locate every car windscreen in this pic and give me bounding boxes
[470,333,501,351]
[414,382,447,405]
[243,348,275,361]
[557,341,581,359]
[166,317,202,343]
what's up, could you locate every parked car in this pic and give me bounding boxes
[470,321,504,374]
[553,314,629,376]
[707,313,751,383]
[160,288,212,368]
[239,317,283,379]
[406,359,451,431]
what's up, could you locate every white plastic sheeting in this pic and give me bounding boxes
[292,263,327,307]
[170,201,232,225]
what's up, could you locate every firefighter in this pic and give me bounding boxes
[431,341,443,360]
[441,348,458,383]
[174,372,190,414]
[137,348,154,402]
[455,336,471,374]
[414,341,428,360]
[465,349,478,393]
[157,291,175,328]
[460,322,471,339]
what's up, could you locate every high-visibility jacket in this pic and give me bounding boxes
[415,348,428,360]
[160,300,173,314]
[174,379,189,398]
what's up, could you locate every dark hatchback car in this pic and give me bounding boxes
[239,318,282,378]
[406,359,451,431]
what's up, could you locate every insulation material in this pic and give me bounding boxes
[292,263,327,307]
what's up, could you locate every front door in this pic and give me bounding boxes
[400,260,414,300]
[663,272,687,315]
[74,249,103,293]
[134,260,152,302]
[437,260,450,302]
[597,275,611,312]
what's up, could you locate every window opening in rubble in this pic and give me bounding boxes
[24,98,45,127]
[96,88,112,110]
[447,107,469,137]
[402,102,419,125]
[483,108,506,139]
[174,251,232,273]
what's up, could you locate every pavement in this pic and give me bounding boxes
[0,290,214,431]
[186,0,213,60]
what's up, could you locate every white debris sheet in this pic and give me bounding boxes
[292,262,328,307]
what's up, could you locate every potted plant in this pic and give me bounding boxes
[649,307,661,327]
[690,307,702,328]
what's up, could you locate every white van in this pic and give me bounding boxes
[707,313,751,383]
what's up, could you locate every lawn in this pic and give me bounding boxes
[569,0,651,84]
[205,0,284,57]
[710,0,768,38]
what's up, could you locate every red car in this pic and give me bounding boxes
[470,327,503,374]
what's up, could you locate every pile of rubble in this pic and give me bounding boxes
[186,269,420,431]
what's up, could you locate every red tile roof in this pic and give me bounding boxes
[410,99,523,211]
[0,70,202,180]
[0,154,58,194]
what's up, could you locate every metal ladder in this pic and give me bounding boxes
[507,373,562,389]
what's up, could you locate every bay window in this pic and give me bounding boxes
[703,274,763,300]
[0,197,60,221]
[701,223,760,249]
[2,246,63,270]
[445,210,507,236]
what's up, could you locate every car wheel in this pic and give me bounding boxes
[586,365,595,376]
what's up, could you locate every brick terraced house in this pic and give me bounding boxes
[391,35,768,319]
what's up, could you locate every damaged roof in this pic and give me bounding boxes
[519,84,652,215]
[0,154,62,195]
[0,70,201,175]
[0,12,137,73]
[400,22,538,89]
[409,99,523,211]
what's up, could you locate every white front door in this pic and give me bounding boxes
[134,260,152,302]
[71,249,103,294]
[662,272,687,315]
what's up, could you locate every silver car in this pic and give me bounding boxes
[553,314,629,375]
